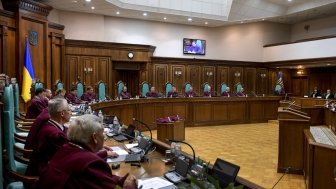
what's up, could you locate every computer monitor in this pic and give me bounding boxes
[211,158,240,188]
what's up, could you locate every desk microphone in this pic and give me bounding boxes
[166,139,195,162]
[132,118,152,140]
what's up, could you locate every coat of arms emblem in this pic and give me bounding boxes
[29,30,38,46]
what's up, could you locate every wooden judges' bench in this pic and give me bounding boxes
[91,96,280,129]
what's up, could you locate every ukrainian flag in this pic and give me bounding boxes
[21,38,35,102]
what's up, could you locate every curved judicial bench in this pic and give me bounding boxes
[91,96,281,128]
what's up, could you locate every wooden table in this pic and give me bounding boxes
[157,121,185,143]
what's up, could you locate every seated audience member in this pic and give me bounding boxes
[26,88,48,119]
[65,87,83,104]
[119,86,132,99]
[185,86,197,97]
[221,87,232,97]
[81,86,97,102]
[167,86,179,97]
[324,89,334,99]
[236,87,246,97]
[310,86,322,98]
[203,85,213,97]
[55,88,66,98]
[37,115,137,189]
[146,86,159,98]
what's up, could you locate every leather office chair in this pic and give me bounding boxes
[97,80,107,101]
[140,81,150,97]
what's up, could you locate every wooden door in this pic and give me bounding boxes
[292,77,308,97]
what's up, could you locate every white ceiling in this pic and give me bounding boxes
[38,0,336,27]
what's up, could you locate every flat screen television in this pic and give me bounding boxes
[183,38,206,55]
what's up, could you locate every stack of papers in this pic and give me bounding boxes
[107,146,128,163]
[138,177,175,189]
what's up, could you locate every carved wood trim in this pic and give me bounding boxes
[2,0,52,16]
[48,22,65,30]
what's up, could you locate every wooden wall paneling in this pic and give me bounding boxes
[256,68,268,95]
[243,67,256,94]
[66,55,80,92]
[171,65,185,92]
[213,103,229,121]
[187,65,201,94]
[3,27,16,78]
[96,56,111,94]
[227,101,246,122]
[19,15,48,86]
[153,64,168,94]
[49,33,64,91]
[193,103,212,122]
[0,25,5,74]
[80,56,95,86]
[229,67,244,93]
[139,63,148,84]
[202,66,215,91]
[217,66,229,95]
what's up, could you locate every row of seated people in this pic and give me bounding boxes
[310,87,335,99]
[24,97,138,188]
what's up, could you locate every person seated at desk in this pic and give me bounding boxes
[221,87,232,97]
[185,86,197,97]
[167,86,179,98]
[310,87,322,98]
[119,86,132,99]
[55,88,66,98]
[204,85,214,97]
[26,88,48,119]
[236,87,246,97]
[37,114,137,189]
[65,87,83,104]
[81,86,97,102]
[146,86,159,98]
[324,89,334,99]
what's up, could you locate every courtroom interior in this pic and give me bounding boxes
[0,0,336,189]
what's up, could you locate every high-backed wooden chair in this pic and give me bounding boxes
[116,80,125,96]
[140,81,150,97]
[165,82,173,97]
[97,80,107,101]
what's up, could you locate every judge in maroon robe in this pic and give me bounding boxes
[146,86,159,98]
[65,88,83,104]
[184,86,197,97]
[37,115,137,189]
[167,86,179,97]
[203,85,213,97]
[221,87,232,97]
[119,86,132,99]
[81,86,97,102]
[26,88,48,119]
[236,87,246,97]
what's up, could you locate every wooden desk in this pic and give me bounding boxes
[91,97,280,128]
[324,108,336,134]
[157,121,185,143]
[304,129,336,189]
[289,97,327,108]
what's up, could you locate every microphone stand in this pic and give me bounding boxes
[166,139,195,162]
[132,118,153,140]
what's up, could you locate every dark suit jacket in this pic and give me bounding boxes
[310,91,322,98]
[37,143,135,189]
[325,93,334,99]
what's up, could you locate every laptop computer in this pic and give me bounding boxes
[210,158,240,188]
[129,137,152,154]
[109,124,135,142]
[164,157,189,184]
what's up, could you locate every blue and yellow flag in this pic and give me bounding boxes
[21,38,35,102]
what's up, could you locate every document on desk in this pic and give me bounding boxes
[107,146,128,163]
[138,177,175,189]
[125,143,138,149]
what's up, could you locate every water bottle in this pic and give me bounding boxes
[170,142,176,155]
[174,143,181,156]
[98,110,104,122]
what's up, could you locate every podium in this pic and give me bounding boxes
[156,121,185,143]
[278,107,311,174]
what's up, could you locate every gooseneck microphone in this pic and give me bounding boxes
[132,118,152,140]
[166,139,195,162]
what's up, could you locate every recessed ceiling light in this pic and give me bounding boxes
[91,6,95,10]
[116,11,120,15]
[86,0,91,2]
[262,18,265,21]
[288,0,292,2]
[73,0,78,3]
[143,12,147,16]
[188,18,192,21]
[205,22,208,25]
[240,21,244,23]
[163,17,167,20]
[327,64,331,66]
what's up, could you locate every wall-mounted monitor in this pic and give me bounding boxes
[183,38,206,55]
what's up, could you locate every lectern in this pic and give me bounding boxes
[278,107,311,174]
[156,121,185,144]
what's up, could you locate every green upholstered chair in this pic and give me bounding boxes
[97,80,106,101]
[165,82,173,97]
[220,83,227,94]
[236,83,242,93]
[184,82,192,93]
[116,80,125,96]
[203,82,210,93]
[140,81,150,97]
[75,80,84,98]
[55,80,64,91]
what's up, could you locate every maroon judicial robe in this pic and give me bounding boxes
[167,91,179,97]
[221,91,232,97]
[119,91,131,99]
[37,143,135,189]
[81,92,97,102]
[65,93,82,104]
[236,91,246,97]
[203,91,213,97]
[26,96,48,119]
[146,91,159,98]
[184,91,197,97]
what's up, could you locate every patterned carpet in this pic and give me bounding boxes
[144,121,306,189]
